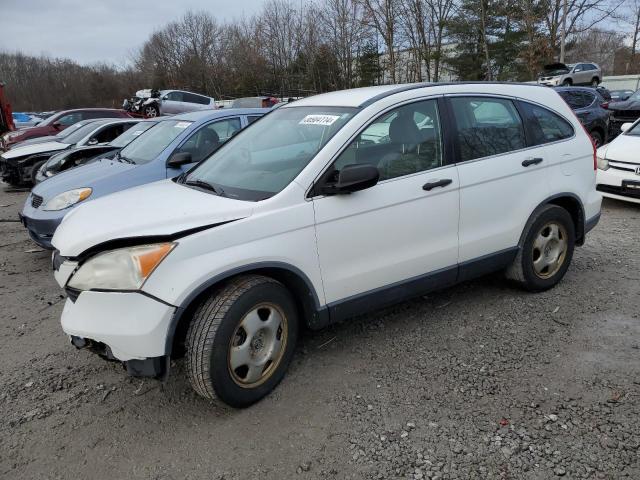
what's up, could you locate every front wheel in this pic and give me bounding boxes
[185,275,298,408]
[506,205,575,292]
[143,104,159,118]
[562,80,572,86]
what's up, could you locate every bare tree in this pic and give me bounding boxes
[360,0,401,83]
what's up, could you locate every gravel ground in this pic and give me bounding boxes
[0,185,639,480]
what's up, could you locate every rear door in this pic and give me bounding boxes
[449,95,551,271]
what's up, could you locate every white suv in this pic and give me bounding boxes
[51,83,602,407]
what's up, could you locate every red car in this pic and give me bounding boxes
[0,83,15,135]
[1,108,131,150]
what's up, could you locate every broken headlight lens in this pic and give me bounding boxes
[43,188,92,211]
[67,243,176,291]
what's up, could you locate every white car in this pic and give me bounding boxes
[596,121,640,204]
[51,83,602,407]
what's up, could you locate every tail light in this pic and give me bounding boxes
[600,102,609,109]
[557,93,598,171]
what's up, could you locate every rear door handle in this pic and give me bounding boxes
[422,178,453,191]
[522,157,543,167]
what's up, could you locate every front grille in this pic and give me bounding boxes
[31,193,43,208]
[611,111,640,121]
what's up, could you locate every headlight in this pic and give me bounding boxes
[67,243,176,291]
[596,156,609,171]
[42,188,92,211]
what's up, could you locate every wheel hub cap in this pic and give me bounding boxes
[228,304,287,388]
[532,221,568,279]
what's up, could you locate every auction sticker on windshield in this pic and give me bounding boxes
[300,115,341,126]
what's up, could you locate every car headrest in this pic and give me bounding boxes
[389,113,421,144]
[201,128,220,145]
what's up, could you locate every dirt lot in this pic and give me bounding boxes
[0,185,639,480]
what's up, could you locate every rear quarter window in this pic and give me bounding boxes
[519,101,574,145]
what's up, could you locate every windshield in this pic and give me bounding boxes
[54,120,92,139]
[60,122,105,145]
[109,121,156,148]
[183,106,357,201]
[118,120,193,164]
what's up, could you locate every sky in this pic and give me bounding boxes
[0,0,268,66]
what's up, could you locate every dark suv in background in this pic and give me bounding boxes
[1,108,131,151]
[554,86,610,146]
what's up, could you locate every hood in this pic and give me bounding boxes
[52,179,254,256]
[607,98,640,111]
[544,62,568,71]
[12,135,58,148]
[31,157,139,201]
[2,140,68,159]
[598,134,640,164]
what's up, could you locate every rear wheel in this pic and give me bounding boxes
[506,205,575,292]
[185,275,298,408]
[591,77,599,87]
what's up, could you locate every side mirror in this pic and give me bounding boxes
[87,138,99,145]
[621,122,633,133]
[52,122,62,130]
[320,164,379,195]
[167,152,192,168]
[162,95,169,100]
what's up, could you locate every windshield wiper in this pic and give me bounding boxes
[114,151,134,164]
[184,179,224,196]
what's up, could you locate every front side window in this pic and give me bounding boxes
[450,96,526,161]
[183,106,356,200]
[175,118,241,163]
[519,102,574,145]
[331,99,443,181]
[165,91,184,102]
[118,120,193,164]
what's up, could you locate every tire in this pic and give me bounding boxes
[143,105,159,118]
[506,205,575,292]
[30,160,45,185]
[562,79,572,86]
[591,77,599,87]
[590,130,603,148]
[185,275,299,408]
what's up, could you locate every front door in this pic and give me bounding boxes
[313,98,460,308]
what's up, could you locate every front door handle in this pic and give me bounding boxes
[522,157,543,167]
[422,178,453,191]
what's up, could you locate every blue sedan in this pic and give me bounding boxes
[20,108,266,249]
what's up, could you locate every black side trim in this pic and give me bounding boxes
[165,261,323,354]
[327,265,458,324]
[458,247,519,283]
[70,219,240,262]
[584,212,600,234]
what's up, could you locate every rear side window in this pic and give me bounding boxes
[183,92,211,105]
[519,102,574,145]
[247,115,262,124]
[558,90,591,109]
[449,96,526,162]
